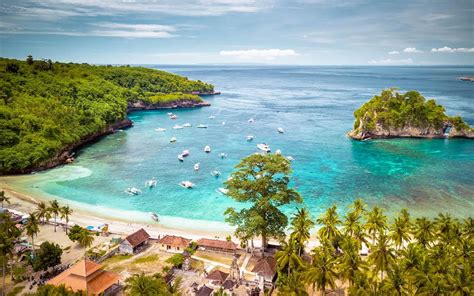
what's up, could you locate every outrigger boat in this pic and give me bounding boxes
[211,170,221,178]
[170,137,177,143]
[179,181,194,189]
[204,145,211,153]
[145,178,157,188]
[194,163,200,171]
[247,135,254,141]
[178,154,184,161]
[197,124,208,128]
[125,187,141,195]
[155,128,166,132]
[216,187,229,195]
[257,143,271,153]
[183,123,192,127]
[150,212,159,222]
[278,127,285,133]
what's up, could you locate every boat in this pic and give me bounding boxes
[170,115,177,119]
[182,150,190,157]
[275,149,282,155]
[257,143,271,153]
[216,187,229,195]
[178,154,184,161]
[183,123,192,127]
[209,116,216,119]
[155,128,166,132]
[145,178,157,188]
[222,121,226,125]
[125,187,141,195]
[204,145,211,153]
[173,125,184,130]
[194,163,200,171]
[179,181,194,189]
[277,127,285,133]
[248,118,254,123]
[219,153,227,159]
[167,112,173,116]
[211,170,221,178]
[150,212,159,222]
[287,156,295,161]
[170,137,177,143]
[246,135,254,141]
[197,124,208,128]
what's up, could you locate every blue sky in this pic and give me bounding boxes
[0,0,473,65]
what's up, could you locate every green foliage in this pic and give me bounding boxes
[26,284,85,296]
[165,253,184,268]
[67,225,83,242]
[31,241,62,271]
[125,272,174,296]
[0,57,214,174]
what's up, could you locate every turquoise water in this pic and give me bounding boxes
[13,66,474,228]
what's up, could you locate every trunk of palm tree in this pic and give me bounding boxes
[2,260,5,296]
[54,214,57,232]
[65,217,69,234]
[261,232,267,254]
[321,287,325,296]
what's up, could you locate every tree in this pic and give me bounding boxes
[316,205,341,250]
[26,55,34,65]
[0,212,20,295]
[25,213,40,256]
[60,205,73,234]
[224,153,302,250]
[35,202,50,225]
[289,208,314,256]
[368,234,395,281]
[276,239,303,278]
[76,229,94,258]
[303,246,338,296]
[381,263,407,296]
[125,273,171,296]
[389,216,411,251]
[49,200,61,232]
[413,217,434,248]
[0,191,10,208]
[339,236,366,286]
[365,206,387,245]
[32,241,62,271]
[5,63,19,73]
[278,271,309,296]
[32,284,86,295]
[67,225,84,242]
[213,287,229,296]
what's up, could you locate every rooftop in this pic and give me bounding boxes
[251,256,276,277]
[124,228,150,248]
[197,238,237,251]
[158,235,191,248]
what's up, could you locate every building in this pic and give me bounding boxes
[119,228,150,254]
[196,238,238,253]
[251,256,276,284]
[206,269,229,285]
[158,235,191,253]
[47,259,120,295]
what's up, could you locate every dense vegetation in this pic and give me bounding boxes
[351,89,472,137]
[0,57,214,174]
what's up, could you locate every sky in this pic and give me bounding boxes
[0,0,473,65]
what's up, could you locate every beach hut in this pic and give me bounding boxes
[196,238,238,253]
[251,256,277,284]
[157,235,191,253]
[119,228,150,254]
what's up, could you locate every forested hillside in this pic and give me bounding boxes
[0,57,214,174]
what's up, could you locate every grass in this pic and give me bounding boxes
[7,285,25,296]
[133,254,160,264]
[194,251,234,266]
[102,254,133,266]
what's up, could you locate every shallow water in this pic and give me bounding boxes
[8,66,474,229]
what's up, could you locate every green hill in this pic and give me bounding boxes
[0,57,214,174]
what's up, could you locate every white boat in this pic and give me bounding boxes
[170,114,177,119]
[182,150,190,157]
[167,112,173,116]
[222,121,226,125]
[277,127,285,133]
[155,128,166,132]
[173,125,184,130]
[204,145,211,153]
[211,170,221,178]
[178,154,184,161]
[145,178,157,188]
[197,124,208,128]
[248,118,254,123]
[170,137,177,143]
[125,187,141,195]
[179,181,194,189]
[246,135,254,141]
[275,149,282,155]
[194,163,200,171]
[183,123,192,127]
[209,116,216,119]
[257,143,271,153]
[287,156,295,161]
[150,212,159,222]
[216,187,229,195]
[219,153,227,159]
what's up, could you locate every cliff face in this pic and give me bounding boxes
[127,99,210,111]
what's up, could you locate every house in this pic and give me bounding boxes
[206,269,229,285]
[251,256,276,284]
[47,259,120,295]
[196,285,213,296]
[196,238,237,253]
[119,228,150,254]
[158,235,191,253]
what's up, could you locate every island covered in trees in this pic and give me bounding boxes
[0,57,215,175]
[348,89,474,140]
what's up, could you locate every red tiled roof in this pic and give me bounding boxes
[251,256,276,277]
[206,269,229,283]
[197,238,237,251]
[124,228,150,248]
[158,235,191,248]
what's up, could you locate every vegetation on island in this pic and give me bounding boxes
[349,89,473,139]
[0,57,214,174]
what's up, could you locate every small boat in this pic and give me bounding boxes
[125,187,141,195]
[257,143,271,153]
[178,154,184,161]
[155,128,166,132]
[211,170,221,178]
[150,212,159,222]
[179,181,194,189]
[173,125,184,130]
[209,116,216,119]
[197,124,208,128]
[248,118,254,123]
[182,150,190,157]
[222,121,226,125]
[170,137,177,143]
[287,156,295,161]
[204,145,211,153]
[219,153,227,159]
[183,123,192,127]
[167,112,173,116]
[170,115,177,119]
[277,127,285,133]
[145,178,157,188]
[246,135,254,141]
[194,163,200,171]
[216,187,229,195]
[275,149,282,155]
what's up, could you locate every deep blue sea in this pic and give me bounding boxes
[11,66,474,230]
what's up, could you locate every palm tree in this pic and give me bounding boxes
[339,236,367,286]
[60,205,73,234]
[0,212,21,295]
[49,200,61,232]
[303,246,338,296]
[125,273,165,296]
[213,287,229,296]
[289,207,314,256]
[278,271,309,296]
[368,233,395,281]
[389,217,411,251]
[316,205,341,249]
[435,213,458,243]
[167,276,182,295]
[365,206,387,245]
[35,202,50,225]
[276,239,303,278]
[381,263,407,296]
[25,213,40,256]
[413,217,434,248]
[349,198,367,217]
[0,190,10,208]
[77,229,94,258]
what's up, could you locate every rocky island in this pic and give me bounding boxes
[348,89,474,140]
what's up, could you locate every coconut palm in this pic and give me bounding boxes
[389,217,411,251]
[316,205,341,249]
[338,236,367,285]
[289,207,314,256]
[303,246,338,296]
[278,271,309,296]
[35,201,50,225]
[349,198,367,216]
[125,273,167,296]
[381,263,407,296]
[25,213,40,255]
[60,205,73,234]
[0,213,18,295]
[365,206,387,245]
[77,228,94,258]
[413,217,434,248]
[0,190,10,208]
[368,233,395,281]
[49,200,61,232]
[276,239,303,278]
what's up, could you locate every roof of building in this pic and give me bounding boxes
[222,279,235,290]
[251,256,276,277]
[48,259,119,295]
[197,238,237,251]
[158,235,191,248]
[196,285,214,296]
[123,228,150,248]
[206,269,229,283]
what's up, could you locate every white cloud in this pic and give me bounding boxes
[403,47,423,53]
[388,51,399,55]
[219,49,298,60]
[431,46,474,53]
[368,58,413,65]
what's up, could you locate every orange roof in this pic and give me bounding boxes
[48,259,120,295]
[197,238,237,251]
[158,235,191,248]
[124,228,150,248]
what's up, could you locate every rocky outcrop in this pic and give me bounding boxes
[126,99,210,111]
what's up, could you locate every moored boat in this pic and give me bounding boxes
[197,124,208,128]
[216,187,229,195]
[219,153,227,159]
[170,114,177,119]
[194,163,200,171]
[125,187,141,195]
[204,145,211,153]
[155,128,166,132]
[150,212,159,222]
[178,154,184,161]
[173,125,184,130]
[145,178,157,188]
[182,150,190,157]
[211,170,221,178]
[170,137,177,143]
[183,123,192,127]
[278,127,285,133]
[257,143,271,153]
[247,135,254,141]
[179,181,194,189]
